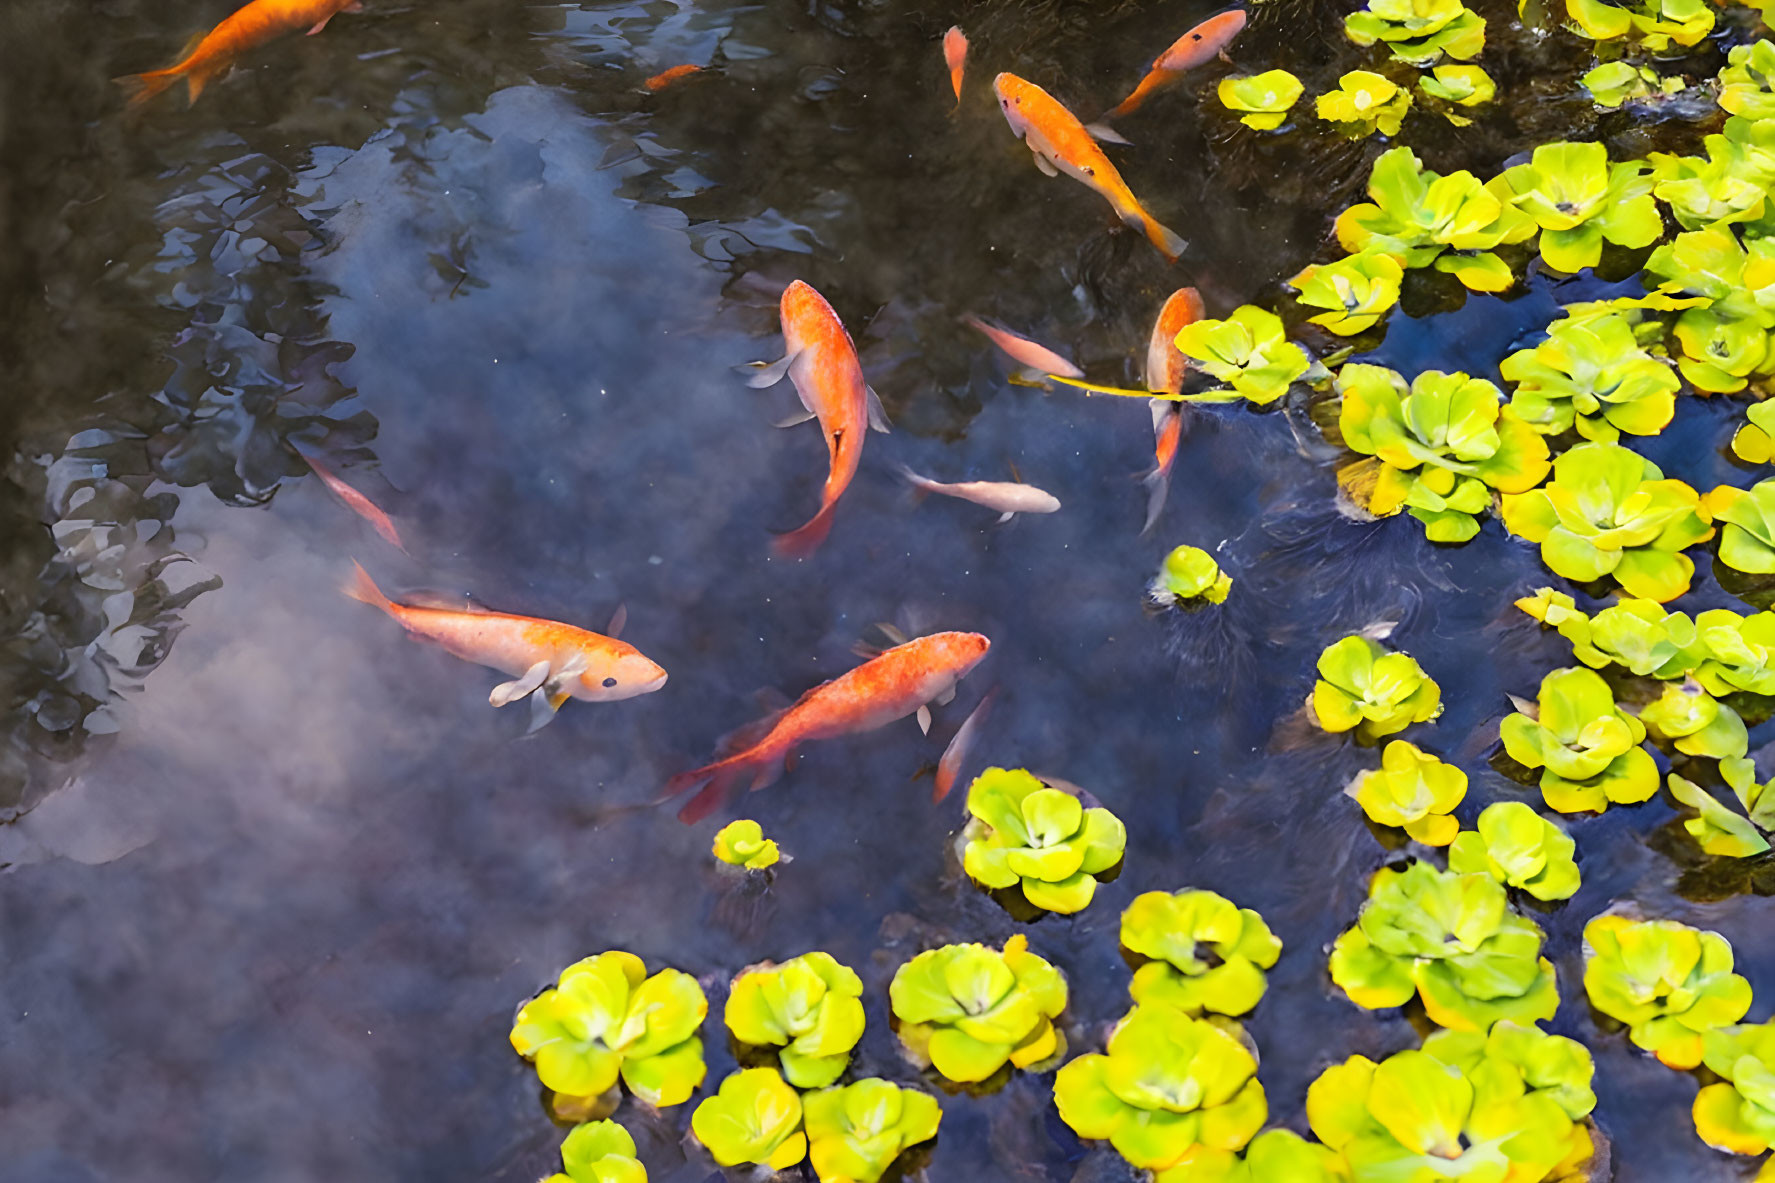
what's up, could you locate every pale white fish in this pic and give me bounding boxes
[962,314,1085,387]
[898,465,1061,521]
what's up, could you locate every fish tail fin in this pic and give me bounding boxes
[1141,466,1173,536]
[895,464,933,502]
[343,560,396,615]
[1135,209,1188,263]
[665,757,754,824]
[771,499,838,558]
[184,62,225,104]
[114,67,183,108]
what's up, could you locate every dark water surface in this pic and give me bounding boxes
[2,0,1770,1179]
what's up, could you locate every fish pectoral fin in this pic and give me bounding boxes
[935,684,956,707]
[308,15,334,34]
[491,660,553,708]
[744,349,800,389]
[345,0,365,10]
[1031,149,1060,178]
[1084,122,1132,145]
[526,688,567,733]
[784,750,799,774]
[774,409,817,428]
[876,622,910,646]
[997,511,1016,523]
[917,704,933,735]
[866,385,892,433]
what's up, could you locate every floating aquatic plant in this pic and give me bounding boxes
[1287,251,1404,336]
[1216,71,1304,130]
[712,819,779,870]
[1120,889,1283,1018]
[1643,224,1775,393]
[1328,860,1560,1029]
[803,1079,942,1183]
[1335,363,1551,542]
[1732,401,1775,462]
[1719,39,1775,122]
[1423,1020,1598,1124]
[961,767,1126,914]
[1648,138,1775,238]
[1499,441,1713,603]
[1514,588,1702,678]
[1315,71,1414,138]
[888,934,1067,1082]
[1494,141,1662,273]
[1347,739,1468,844]
[1499,310,1680,441]
[690,1068,807,1169]
[511,951,708,1106]
[725,952,865,1088]
[549,1121,648,1183]
[1151,545,1232,606]
[1499,665,1659,814]
[1053,1003,1267,1170]
[1311,634,1443,740]
[1693,608,1775,696]
[1448,801,1581,900]
[1174,306,1324,405]
[1559,0,1714,50]
[1418,64,1495,125]
[1583,913,1753,1068]
[1344,0,1486,64]
[1668,766,1772,857]
[1708,479,1775,574]
[1639,678,1749,759]
[1696,1019,1775,1155]
[1151,1129,1346,1183]
[1581,61,1678,108]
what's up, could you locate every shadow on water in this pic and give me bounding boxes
[1,0,1773,1179]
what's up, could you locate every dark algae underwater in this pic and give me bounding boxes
[12,0,1775,1179]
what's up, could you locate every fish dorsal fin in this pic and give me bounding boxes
[400,589,494,613]
[876,622,910,646]
[607,603,627,639]
[1008,460,1024,484]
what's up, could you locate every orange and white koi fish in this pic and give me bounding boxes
[993,73,1186,262]
[116,0,363,107]
[943,27,969,106]
[747,280,890,557]
[899,466,1061,520]
[645,64,705,92]
[1142,287,1205,533]
[934,687,995,802]
[298,450,405,554]
[1105,9,1248,120]
[665,631,991,822]
[346,562,666,728]
[962,314,1085,386]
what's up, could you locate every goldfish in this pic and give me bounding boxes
[1105,9,1249,120]
[962,314,1084,387]
[934,687,995,802]
[747,280,890,557]
[898,466,1061,521]
[664,631,991,822]
[943,27,969,106]
[645,64,705,92]
[1142,287,1205,533]
[116,0,364,107]
[992,73,1186,262]
[298,449,405,554]
[345,562,666,728]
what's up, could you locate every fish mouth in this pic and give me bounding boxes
[646,669,669,691]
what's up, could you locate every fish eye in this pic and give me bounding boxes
[1084,166,1095,175]
[602,676,618,687]
[1192,32,1203,39]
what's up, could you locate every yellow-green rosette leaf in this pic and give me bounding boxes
[1447,801,1581,900]
[804,1079,941,1183]
[1289,252,1404,336]
[1349,739,1467,842]
[725,953,865,1089]
[1667,773,1771,858]
[1312,634,1442,740]
[712,819,779,870]
[1176,306,1320,405]
[1154,545,1233,605]
[1583,913,1753,1068]
[962,768,1125,914]
[1708,480,1775,575]
[888,935,1067,1082]
[1120,889,1281,1018]
[554,1120,648,1183]
[690,1068,806,1168]
[1316,70,1414,137]
[1732,402,1775,464]
[1216,70,1304,130]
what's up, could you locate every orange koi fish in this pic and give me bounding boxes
[1105,9,1248,120]
[934,687,995,802]
[963,314,1084,386]
[943,27,969,106]
[645,64,705,92]
[346,562,667,728]
[747,280,890,557]
[665,631,991,822]
[1142,287,1205,533]
[116,0,364,107]
[298,450,406,554]
[993,73,1186,262]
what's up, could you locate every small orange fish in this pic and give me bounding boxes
[963,314,1085,386]
[665,631,991,822]
[645,64,705,92]
[943,27,969,106]
[747,280,890,557]
[935,687,995,802]
[299,450,405,554]
[993,73,1186,262]
[1105,9,1248,120]
[116,0,364,107]
[346,562,667,727]
[1141,288,1205,533]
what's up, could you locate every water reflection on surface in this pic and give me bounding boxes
[2,0,1772,1179]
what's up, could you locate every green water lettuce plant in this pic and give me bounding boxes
[1514,588,1703,678]
[1499,310,1680,441]
[1311,634,1443,740]
[1328,860,1560,1030]
[961,767,1126,913]
[889,934,1067,1082]
[549,1121,648,1183]
[1708,479,1775,574]
[1417,64,1495,124]
[690,1068,806,1169]
[1347,739,1468,844]
[1581,61,1678,108]
[1344,0,1486,63]
[1643,224,1775,393]
[1560,0,1714,49]
[1720,40,1775,122]
[1694,608,1775,696]
[1335,363,1550,541]
[1288,251,1404,336]
[1216,71,1304,130]
[511,952,708,1106]
[1054,1003,1267,1170]
[1494,142,1661,273]
[1120,889,1283,1018]
[1175,306,1325,405]
[1667,769,1772,857]
[1152,545,1232,606]
[1334,146,1534,292]
[803,1079,942,1183]
[1649,139,1775,236]
[1732,402,1775,463]
[1638,679,1749,759]
[1499,442,1714,602]
[712,819,779,870]
[1499,666,1659,813]
[1448,801,1582,900]
[1151,1129,1347,1183]
[1316,70,1414,138]
[1696,1020,1775,1155]
[725,952,865,1088]
[1423,1021,1598,1124]
[1583,913,1753,1068]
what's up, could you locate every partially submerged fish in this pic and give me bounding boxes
[664,631,991,822]
[116,0,364,107]
[962,314,1084,387]
[935,688,995,802]
[644,64,704,92]
[1142,287,1205,533]
[943,27,969,106]
[1105,9,1249,120]
[346,562,667,728]
[899,466,1061,521]
[992,73,1186,262]
[747,280,890,557]
[298,450,405,554]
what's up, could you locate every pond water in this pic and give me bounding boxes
[2,0,1771,1179]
